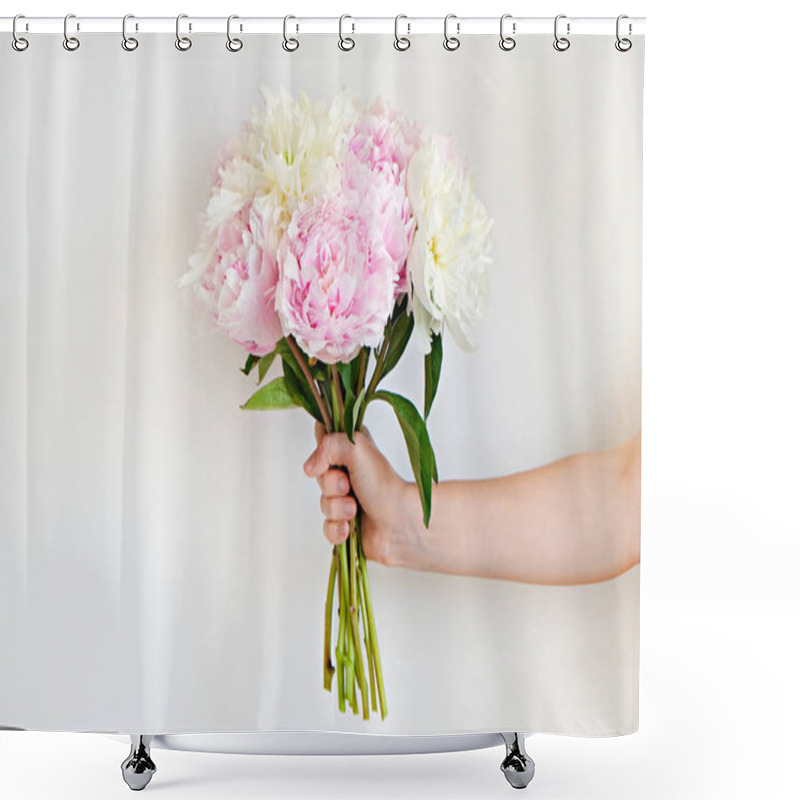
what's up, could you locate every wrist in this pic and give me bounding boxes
[386,480,425,569]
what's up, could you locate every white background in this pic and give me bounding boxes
[1,1,798,799]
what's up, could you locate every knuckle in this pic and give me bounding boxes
[327,469,345,496]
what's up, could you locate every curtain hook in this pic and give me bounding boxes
[63,13,80,51]
[553,14,570,51]
[443,14,460,51]
[12,14,29,52]
[283,15,299,51]
[175,14,192,50]
[394,14,410,51]
[499,14,516,51]
[338,14,355,51]
[615,14,632,51]
[227,15,243,52]
[122,14,139,51]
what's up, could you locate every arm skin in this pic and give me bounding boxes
[304,425,641,586]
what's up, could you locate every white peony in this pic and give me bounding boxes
[246,87,359,241]
[406,133,492,354]
[181,88,360,291]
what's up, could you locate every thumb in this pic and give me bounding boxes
[303,432,359,479]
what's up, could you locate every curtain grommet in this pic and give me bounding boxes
[12,14,29,51]
[443,14,460,51]
[63,13,80,51]
[226,15,243,52]
[338,14,355,51]
[553,14,570,51]
[175,14,192,51]
[121,14,139,52]
[499,14,516,51]
[394,14,410,51]
[615,15,633,51]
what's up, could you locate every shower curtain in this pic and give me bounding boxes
[0,24,643,738]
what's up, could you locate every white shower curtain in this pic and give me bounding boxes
[1,28,643,736]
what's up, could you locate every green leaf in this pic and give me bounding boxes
[424,333,443,419]
[309,358,328,381]
[241,376,298,410]
[391,293,410,324]
[281,357,324,424]
[337,359,352,393]
[372,390,437,528]
[381,308,414,380]
[274,338,293,359]
[257,345,281,384]
[241,353,259,376]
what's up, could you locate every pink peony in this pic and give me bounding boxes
[276,198,396,364]
[194,200,283,356]
[341,99,421,298]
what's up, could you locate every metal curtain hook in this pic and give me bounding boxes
[615,14,632,51]
[283,15,299,51]
[443,14,460,51]
[394,14,410,50]
[63,13,80,51]
[499,14,516,51]
[553,14,570,51]
[176,14,192,50]
[12,14,29,51]
[338,14,355,51]
[227,15,243,51]
[122,14,139,51]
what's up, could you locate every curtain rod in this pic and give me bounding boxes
[1,16,646,36]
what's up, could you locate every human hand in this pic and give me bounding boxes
[303,422,415,567]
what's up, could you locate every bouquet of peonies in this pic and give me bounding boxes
[180,87,491,720]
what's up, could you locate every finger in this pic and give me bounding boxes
[314,421,326,446]
[303,432,358,478]
[317,468,351,497]
[320,495,357,522]
[324,519,350,546]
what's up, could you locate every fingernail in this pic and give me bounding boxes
[338,477,348,493]
[303,456,313,474]
[339,521,349,536]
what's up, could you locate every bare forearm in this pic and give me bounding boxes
[392,433,641,585]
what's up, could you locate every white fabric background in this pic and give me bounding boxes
[0,33,643,736]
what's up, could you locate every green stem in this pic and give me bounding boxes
[332,364,346,432]
[338,540,363,717]
[338,542,356,710]
[287,336,332,432]
[336,545,346,713]
[356,540,377,712]
[323,548,337,692]
[349,514,369,719]
[359,534,387,719]
[330,370,341,434]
